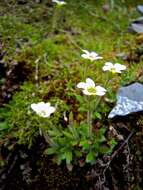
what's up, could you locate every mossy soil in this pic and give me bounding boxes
[0,0,143,189]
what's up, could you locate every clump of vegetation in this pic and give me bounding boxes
[0,0,143,189]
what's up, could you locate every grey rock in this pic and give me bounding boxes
[108,82,143,118]
[137,5,143,14]
[128,17,143,33]
[133,16,143,24]
[130,23,143,33]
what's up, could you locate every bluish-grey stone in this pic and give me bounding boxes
[128,17,143,33]
[137,5,143,14]
[108,82,143,118]
[130,23,143,33]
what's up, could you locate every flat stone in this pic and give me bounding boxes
[137,5,143,14]
[108,82,143,118]
[130,23,143,33]
[128,17,143,33]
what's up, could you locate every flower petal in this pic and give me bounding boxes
[105,62,113,68]
[52,0,66,5]
[94,56,103,60]
[105,62,113,66]
[48,106,56,114]
[102,62,113,71]
[77,82,86,89]
[82,49,89,55]
[95,86,106,96]
[86,78,95,87]
[90,52,98,57]
[83,89,92,95]
[102,66,109,71]
[114,63,126,70]
[81,54,89,59]
[31,103,38,112]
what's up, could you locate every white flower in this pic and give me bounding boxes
[52,0,66,5]
[102,62,126,73]
[81,50,103,61]
[31,102,56,118]
[77,78,106,96]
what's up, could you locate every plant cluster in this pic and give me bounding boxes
[29,48,126,168]
[1,0,137,172]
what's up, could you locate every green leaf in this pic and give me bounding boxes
[64,151,72,164]
[94,112,102,119]
[48,128,61,137]
[75,94,83,103]
[79,124,89,137]
[79,140,90,150]
[63,131,73,139]
[109,138,117,146]
[99,145,110,154]
[74,150,82,157]
[0,122,9,130]
[70,140,78,146]
[69,112,74,123]
[86,152,95,163]
[78,107,87,112]
[57,138,67,145]
[44,147,57,155]
[57,153,65,165]
[108,139,117,152]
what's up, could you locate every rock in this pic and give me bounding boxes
[133,17,143,24]
[108,82,143,118]
[128,17,143,33]
[130,23,143,33]
[137,5,143,14]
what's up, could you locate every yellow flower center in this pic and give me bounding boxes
[87,86,96,94]
[40,110,47,116]
[111,68,116,73]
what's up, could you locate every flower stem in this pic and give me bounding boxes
[82,61,89,80]
[104,73,110,88]
[94,97,101,111]
[87,97,92,138]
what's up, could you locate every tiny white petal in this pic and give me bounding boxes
[48,106,56,114]
[82,50,90,54]
[52,0,66,5]
[38,102,48,108]
[94,56,103,60]
[90,52,98,57]
[95,86,107,92]
[102,66,110,71]
[115,69,122,73]
[114,63,126,70]
[77,82,87,89]
[81,54,89,59]
[105,62,114,67]
[31,103,38,112]
[86,78,95,87]
[83,89,92,95]
[95,86,106,96]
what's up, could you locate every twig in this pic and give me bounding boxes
[110,130,134,160]
[102,130,134,181]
